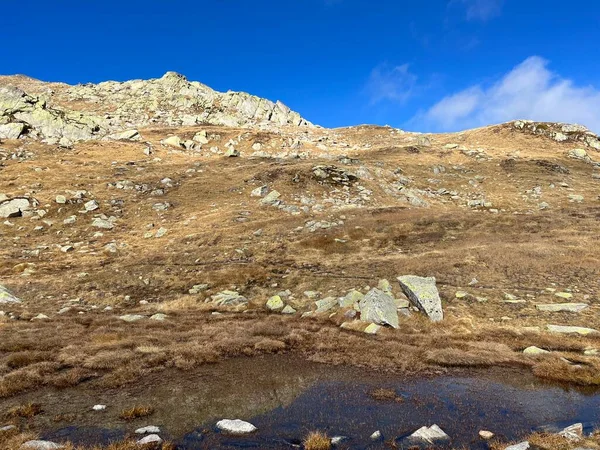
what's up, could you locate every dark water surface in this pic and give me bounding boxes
[3,355,598,449]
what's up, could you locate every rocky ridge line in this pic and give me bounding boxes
[0,71,312,145]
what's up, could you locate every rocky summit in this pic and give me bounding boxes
[0,72,311,145]
[1,72,600,450]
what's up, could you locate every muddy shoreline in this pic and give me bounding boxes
[2,355,599,448]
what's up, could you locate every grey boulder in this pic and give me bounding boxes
[358,288,399,329]
[397,275,443,322]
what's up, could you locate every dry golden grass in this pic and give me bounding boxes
[6,402,43,418]
[118,405,154,421]
[303,431,332,450]
[369,387,403,402]
[491,430,600,450]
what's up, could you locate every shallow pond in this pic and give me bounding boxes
[3,355,600,449]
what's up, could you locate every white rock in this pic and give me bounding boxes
[216,419,257,435]
[20,441,64,450]
[558,423,583,441]
[505,442,529,450]
[409,424,450,444]
[370,430,382,440]
[135,426,161,434]
[136,434,162,445]
[479,430,494,440]
[92,404,106,411]
[119,314,144,322]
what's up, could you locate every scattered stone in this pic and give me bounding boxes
[555,292,573,299]
[136,434,162,445]
[260,190,281,205]
[106,129,140,141]
[161,136,183,148]
[569,148,590,161]
[251,185,269,197]
[314,297,338,314]
[358,288,399,329]
[397,275,443,322]
[150,313,167,321]
[370,430,382,441]
[547,325,599,335]
[84,200,99,211]
[92,405,106,411]
[225,148,240,157]
[558,423,583,441]
[536,303,588,313]
[523,346,550,355]
[135,426,161,434]
[20,441,64,450]
[407,425,450,445]
[32,313,49,321]
[216,419,257,435]
[479,430,495,440]
[189,284,209,294]
[569,194,584,202]
[155,227,168,238]
[212,290,247,306]
[330,436,348,446]
[119,314,144,322]
[339,289,364,308]
[364,323,382,334]
[266,295,284,311]
[0,425,17,432]
[0,285,22,304]
[504,442,530,450]
[91,218,114,229]
[281,305,297,314]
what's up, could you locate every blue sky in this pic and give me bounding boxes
[2,0,600,132]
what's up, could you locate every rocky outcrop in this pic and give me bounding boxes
[0,86,106,144]
[0,72,312,143]
[512,120,600,150]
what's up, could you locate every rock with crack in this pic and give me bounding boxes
[397,275,443,322]
[216,419,257,435]
[0,285,21,304]
[358,288,399,329]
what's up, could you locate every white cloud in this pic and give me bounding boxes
[366,63,418,104]
[416,56,600,133]
[454,0,504,21]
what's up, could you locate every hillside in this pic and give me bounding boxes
[1,73,600,449]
